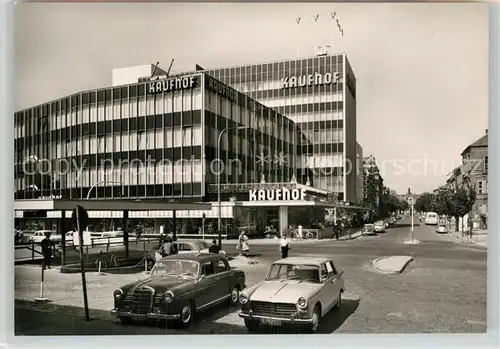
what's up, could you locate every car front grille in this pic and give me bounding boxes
[130,286,154,314]
[251,301,297,317]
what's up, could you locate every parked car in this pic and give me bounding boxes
[111,253,245,327]
[362,224,376,236]
[28,230,61,243]
[238,256,344,333]
[435,225,448,234]
[373,221,386,233]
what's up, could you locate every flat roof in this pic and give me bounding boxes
[14,199,211,211]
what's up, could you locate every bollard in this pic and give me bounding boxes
[34,266,52,303]
[97,259,106,276]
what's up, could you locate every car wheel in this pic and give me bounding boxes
[308,305,321,333]
[229,285,240,306]
[119,316,132,325]
[334,291,342,309]
[178,301,194,328]
[244,319,260,332]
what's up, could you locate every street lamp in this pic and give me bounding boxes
[86,180,124,232]
[217,126,251,246]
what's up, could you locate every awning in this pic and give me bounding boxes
[14,199,211,212]
[238,200,370,210]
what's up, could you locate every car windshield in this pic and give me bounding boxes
[150,260,199,278]
[266,263,320,283]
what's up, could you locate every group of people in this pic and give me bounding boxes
[330,219,351,240]
[236,230,292,259]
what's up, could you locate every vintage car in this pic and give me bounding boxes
[111,253,245,327]
[373,221,386,233]
[435,225,448,234]
[144,239,227,270]
[361,224,376,236]
[238,256,344,333]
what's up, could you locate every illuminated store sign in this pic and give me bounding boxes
[281,72,340,89]
[249,188,306,201]
[149,76,197,94]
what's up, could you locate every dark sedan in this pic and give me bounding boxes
[111,253,246,327]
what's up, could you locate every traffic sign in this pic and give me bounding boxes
[71,205,89,232]
[407,196,415,206]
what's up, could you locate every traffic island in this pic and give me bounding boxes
[403,239,421,245]
[372,256,414,274]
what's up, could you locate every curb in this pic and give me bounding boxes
[372,256,414,274]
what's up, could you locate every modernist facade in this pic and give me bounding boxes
[200,53,358,202]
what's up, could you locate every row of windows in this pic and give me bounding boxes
[229,69,344,93]
[298,154,344,168]
[15,183,204,200]
[311,176,344,192]
[15,90,203,136]
[300,129,344,144]
[208,55,345,84]
[260,92,343,109]
[288,111,343,123]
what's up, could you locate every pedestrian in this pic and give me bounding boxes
[237,231,249,257]
[297,224,303,239]
[209,238,221,254]
[279,233,291,259]
[159,236,177,257]
[40,231,54,270]
[331,220,341,240]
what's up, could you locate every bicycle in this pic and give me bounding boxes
[95,251,119,269]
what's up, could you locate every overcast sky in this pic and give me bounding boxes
[14,3,489,194]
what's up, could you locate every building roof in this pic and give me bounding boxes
[461,132,488,156]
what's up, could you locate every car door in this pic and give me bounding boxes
[326,261,343,307]
[318,263,337,314]
[213,258,232,300]
[195,260,221,310]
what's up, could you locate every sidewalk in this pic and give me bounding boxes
[448,229,488,248]
[15,261,269,313]
[223,230,363,246]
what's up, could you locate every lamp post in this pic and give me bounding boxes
[217,126,250,246]
[86,180,124,231]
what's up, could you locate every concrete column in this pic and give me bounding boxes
[123,210,129,258]
[154,219,160,234]
[172,210,177,240]
[60,210,66,266]
[279,206,288,235]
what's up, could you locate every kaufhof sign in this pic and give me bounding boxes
[149,76,197,94]
[249,188,307,201]
[281,72,340,89]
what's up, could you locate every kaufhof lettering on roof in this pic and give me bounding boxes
[249,188,307,201]
[149,76,197,94]
[281,72,340,89]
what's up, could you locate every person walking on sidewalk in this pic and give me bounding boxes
[279,233,291,259]
[40,232,54,270]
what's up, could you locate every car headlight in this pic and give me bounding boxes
[113,289,123,300]
[297,297,307,309]
[164,291,174,303]
[239,293,248,304]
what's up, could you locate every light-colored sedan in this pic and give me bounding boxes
[373,221,386,233]
[29,230,61,243]
[175,239,226,256]
[238,256,345,333]
[362,224,377,236]
[436,225,448,234]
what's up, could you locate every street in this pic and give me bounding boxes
[15,217,487,335]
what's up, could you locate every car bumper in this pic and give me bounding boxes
[111,309,180,321]
[238,311,313,324]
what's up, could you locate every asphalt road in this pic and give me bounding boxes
[15,216,487,334]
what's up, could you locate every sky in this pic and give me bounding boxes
[14,3,489,194]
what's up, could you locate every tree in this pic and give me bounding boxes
[415,192,434,213]
[432,182,477,232]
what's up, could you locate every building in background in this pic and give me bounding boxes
[362,154,384,215]
[356,142,363,204]
[197,53,358,203]
[447,129,488,229]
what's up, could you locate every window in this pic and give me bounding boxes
[201,261,215,276]
[177,243,193,252]
[478,181,483,194]
[326,261,337,276]
[214,259,228,273]
[484,156,488,172]
[320,264,328,280]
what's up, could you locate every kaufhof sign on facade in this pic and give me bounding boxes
[281,72,340,89]
[249,188,307,201]
[149,76,197,94]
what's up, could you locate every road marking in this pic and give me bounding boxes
[213,309,244,326]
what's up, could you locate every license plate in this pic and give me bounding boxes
[261,318,281,326]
